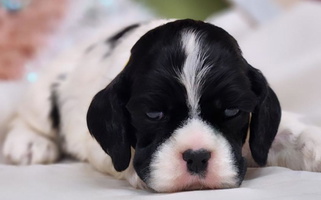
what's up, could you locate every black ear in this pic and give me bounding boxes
[248,65,281,166]
[86,73,134,171]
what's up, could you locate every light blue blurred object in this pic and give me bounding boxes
[99,0,114,7]
[0,0,31,12]
[26,72,38,83]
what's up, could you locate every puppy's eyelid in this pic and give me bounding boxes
[146,111,165,120]
[224,108,240,118]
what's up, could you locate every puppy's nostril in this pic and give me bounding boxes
[182,149,211,175]
[187,159,193,164]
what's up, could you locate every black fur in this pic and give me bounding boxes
[247,65,282,166]
[49,74,68,131]
[87,73,134,171]
[102,24,140,59]
[107,24,140,48]
[87,19,281,188]
[50,83,60,130]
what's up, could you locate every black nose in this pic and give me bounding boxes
[182,149,211,175]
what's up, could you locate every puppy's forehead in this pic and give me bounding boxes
[130,20,244,113]
[130,20,240,62]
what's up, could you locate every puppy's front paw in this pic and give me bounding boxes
[296,126,321,172]
[3,128,59,165]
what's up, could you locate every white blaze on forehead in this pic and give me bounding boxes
[179,31,210,117]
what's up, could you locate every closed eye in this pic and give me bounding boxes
[224,108,240,118]
[146,111,164,120]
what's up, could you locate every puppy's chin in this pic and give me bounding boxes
[149,174,240,193]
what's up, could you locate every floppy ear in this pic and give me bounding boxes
[247,65,281,166]
[86,73,134,171]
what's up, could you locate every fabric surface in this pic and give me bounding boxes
[0,2,321,200]
[0,164,320,200]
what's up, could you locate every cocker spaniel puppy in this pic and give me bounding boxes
[3,19,321,192]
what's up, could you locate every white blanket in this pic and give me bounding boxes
[0,2,321,199]
[0,164,319,200]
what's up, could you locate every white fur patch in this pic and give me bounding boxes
[179,31,210,117]
[267,111,321,172]
[149,118,238,192]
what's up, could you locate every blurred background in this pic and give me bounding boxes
[0,0,305,80]
[0,0,299,81]
[1,0,321,153]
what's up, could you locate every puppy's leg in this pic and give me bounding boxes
[267,111,321,171]
[3,71,64,165]
[3,118,59,165]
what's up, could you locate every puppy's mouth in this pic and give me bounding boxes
[147,163,239,193]
[170,176,237,192]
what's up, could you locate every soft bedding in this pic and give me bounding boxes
[0,2,321,199]
[0,164,320,200]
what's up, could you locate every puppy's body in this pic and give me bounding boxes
[3,20,321,192]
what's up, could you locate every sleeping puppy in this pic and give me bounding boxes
[3,19,321,192]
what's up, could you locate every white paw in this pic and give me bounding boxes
[3,127,59,165]
[268,112,321,171]
[296,126,321,172]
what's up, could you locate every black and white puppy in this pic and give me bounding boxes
[3,19,321,192]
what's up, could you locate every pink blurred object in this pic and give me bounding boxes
[0,0,67,80]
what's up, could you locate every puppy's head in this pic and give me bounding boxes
[87,19,281,192]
